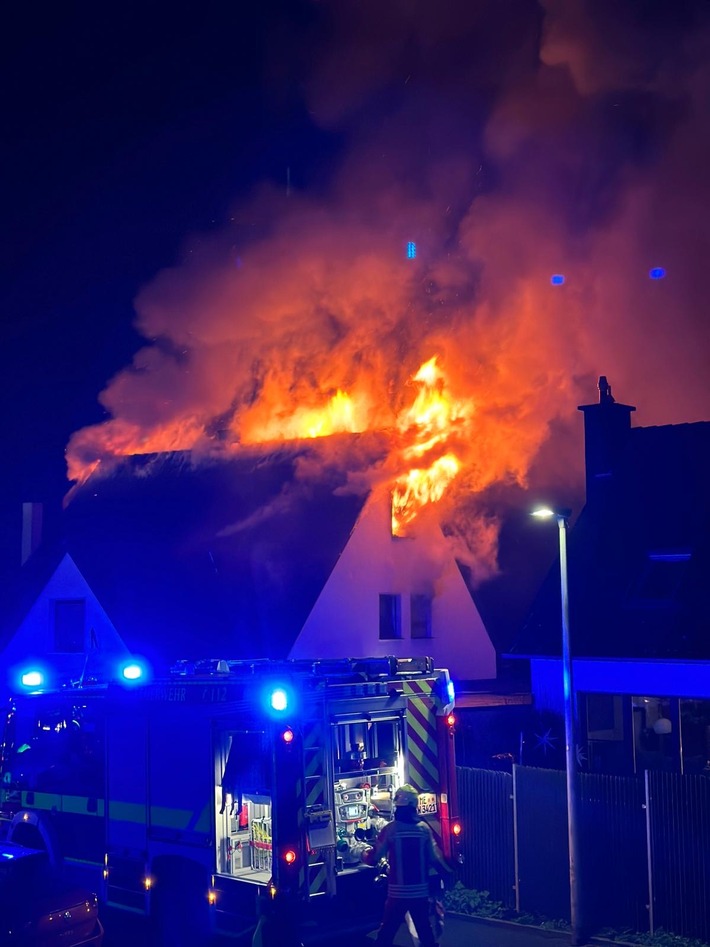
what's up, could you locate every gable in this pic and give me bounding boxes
[289,490,496,681]
[2,553,131,689]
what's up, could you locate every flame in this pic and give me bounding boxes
[238,354,472,534]
[392,453,461,535]
[391,357,474,535]
[69,353,473,536]
[240,388,367,444]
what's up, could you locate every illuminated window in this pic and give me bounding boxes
[53,599,85,653]
[410,594,432,639]
[379,594,402,640]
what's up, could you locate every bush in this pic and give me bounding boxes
[443,885,709,947]
[442,882,504,918]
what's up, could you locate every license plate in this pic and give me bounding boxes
[417,792,437,815]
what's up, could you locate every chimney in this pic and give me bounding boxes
[577,377,635,506]
[21,501,43,565]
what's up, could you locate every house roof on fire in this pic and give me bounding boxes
[9,440,378,662]
[509,420,710,661]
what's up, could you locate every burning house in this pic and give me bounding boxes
[1,422,497,687]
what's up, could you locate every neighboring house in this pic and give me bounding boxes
[507,378,710,775]
[0,504,132,692]
[1,439,496,689]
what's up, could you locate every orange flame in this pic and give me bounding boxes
[68,355,474,533]
[391,357,474,535]
[240,388,368,444]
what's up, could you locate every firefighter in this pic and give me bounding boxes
[366,784,452,947]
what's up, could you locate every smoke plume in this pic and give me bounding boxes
[67,0,710,579]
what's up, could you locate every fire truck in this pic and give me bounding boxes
[1,655,461,946]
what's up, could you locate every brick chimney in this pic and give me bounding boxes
[21,501,43,565]
[577,377,635,506]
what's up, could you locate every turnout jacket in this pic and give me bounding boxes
[370,813,446,899]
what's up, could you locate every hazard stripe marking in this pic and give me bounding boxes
[309,863,328,895]
[302,722,326,808]
[403,680,433,698]
[406,700,439,787]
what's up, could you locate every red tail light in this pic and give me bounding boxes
[446,713,456,728]
[451,821,462,837]
[283,849,297,864]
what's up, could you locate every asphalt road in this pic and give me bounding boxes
[100,907,583,947]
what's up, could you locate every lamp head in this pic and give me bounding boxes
[531,506,572,522]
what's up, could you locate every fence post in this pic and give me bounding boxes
[644,769,654,934]
[512,764,520,913]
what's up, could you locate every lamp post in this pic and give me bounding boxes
[532,506,583,945]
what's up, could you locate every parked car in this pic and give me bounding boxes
[0,839,104,945]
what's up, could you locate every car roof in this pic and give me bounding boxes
[0,840,47,862]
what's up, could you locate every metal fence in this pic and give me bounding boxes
[457,765,710,943]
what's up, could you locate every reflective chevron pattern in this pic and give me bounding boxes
[404,679,444,848]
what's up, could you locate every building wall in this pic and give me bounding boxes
[2,553,131,690]
[530,655,710,715]
[289,491,496,681]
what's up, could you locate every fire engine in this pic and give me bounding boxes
[1,655,461,946]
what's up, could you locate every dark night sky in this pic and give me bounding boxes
[2,1,334,555]
[2,2,709,646]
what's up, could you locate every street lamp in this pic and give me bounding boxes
[532,506,583,945]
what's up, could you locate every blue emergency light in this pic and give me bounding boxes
[119,659,149,684]
[270,688,289,712]
[20,670,44,689]
[262,681,298,717]
[550,274,565,286]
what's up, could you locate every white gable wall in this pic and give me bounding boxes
[289,492,496,681]
[3,553,131,689]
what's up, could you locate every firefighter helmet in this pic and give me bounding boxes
[393,784,419,808]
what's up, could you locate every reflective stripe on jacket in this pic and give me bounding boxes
[372,819,439,899]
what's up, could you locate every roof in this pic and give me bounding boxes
[55,441,372,661]
[0,542,66,651]
[509,421,710,660]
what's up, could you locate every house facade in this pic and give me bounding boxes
[507,378,710,775]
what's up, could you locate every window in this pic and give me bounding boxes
[53,600,85,652]
[410,594,432,639]
[632,696,677,772]
[379,594,402,640]
[586,694,623,740]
